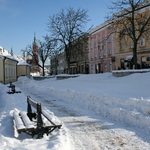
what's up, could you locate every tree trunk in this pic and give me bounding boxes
[65,45,71,74]
[133,41,138,69]
[67,60,71,74]
[42,62,45,76]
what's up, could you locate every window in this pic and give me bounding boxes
[141,56,146,62]
[107,35,112,43]
[130,41,134,48]
[107,48,112,55]
[147,57,150,61]
[140,37,145,47]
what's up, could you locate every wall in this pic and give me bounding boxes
[4,58,17,84]
[17,65,30,77]
[88,23,114,73]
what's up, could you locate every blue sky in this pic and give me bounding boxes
[0,0,111,55]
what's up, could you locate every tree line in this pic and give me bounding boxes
[23,0,150,76]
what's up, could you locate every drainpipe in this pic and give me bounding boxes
[26,65,27,76]
[3,57,6,84]
[16,62,18,81]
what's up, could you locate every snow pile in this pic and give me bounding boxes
[1,72,150,149]
[17,73,150,132]
[0,83,71,150]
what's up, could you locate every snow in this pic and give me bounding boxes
[112,69,150,73]
[0,72,150,149]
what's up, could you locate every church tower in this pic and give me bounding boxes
[32,34,39,66]
[31,34,40,73]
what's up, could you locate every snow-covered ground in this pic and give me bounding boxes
[0,72,150,149]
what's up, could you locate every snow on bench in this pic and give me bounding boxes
[13,110,25,131]
[19,111,35,129]
[13,96,62,138]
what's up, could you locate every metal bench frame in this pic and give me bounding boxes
[7,82,21,94]
[13,96,62,138]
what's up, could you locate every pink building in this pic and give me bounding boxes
[88,22,115,73]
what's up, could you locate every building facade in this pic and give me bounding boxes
[57,52,66,74]
[88,22,115,73]
[69,34,89,74]
[112,5,150,70]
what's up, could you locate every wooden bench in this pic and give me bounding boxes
[7,82,21,94]
[13,96,62,138]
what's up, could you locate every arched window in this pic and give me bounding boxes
[140,37,145,47]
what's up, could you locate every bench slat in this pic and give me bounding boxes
[41,115,55,127]
[13,110,25,131]
[42,109,62,126]
[19,111,35,129]
[42,110,56,126]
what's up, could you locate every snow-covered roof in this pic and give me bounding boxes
[89,21,111,35]
[0,46,18,62]
[0,46,25,63]
[0,54,18,62]
[0,46,11,57]
[18,60,31,66]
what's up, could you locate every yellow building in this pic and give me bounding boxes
[112,5,150,70]
[17,61,31,77]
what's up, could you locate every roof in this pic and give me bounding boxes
[0,55,18,62]
[89,21,111,35]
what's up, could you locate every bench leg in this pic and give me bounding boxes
[37,104,43,128]
[27,102,33,120]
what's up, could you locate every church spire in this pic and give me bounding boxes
[32,33,39,68]
[33,32,36,45]
[10,47,13,56]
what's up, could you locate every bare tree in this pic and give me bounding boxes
[38,36,56,76]
[110,0,150,69]
[48,8,89,73]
